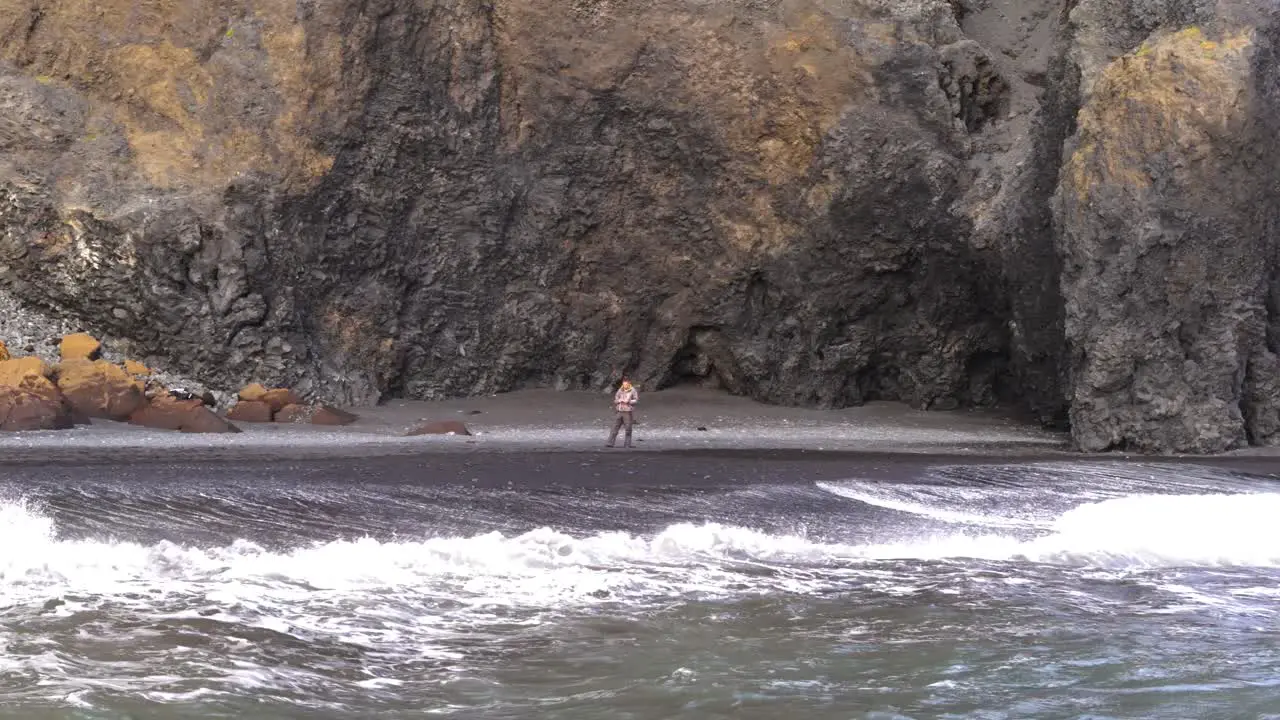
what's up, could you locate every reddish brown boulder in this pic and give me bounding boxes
[180,407,242,434]
[261,388,302,412]
[406,420,472,436]
[272,403,359,425]
[129,396,241,433]
[311,405,358,426]
[59,333,102,361]
[273,403,313,423]
[54,360,145,420]
[128,397,201,430]
[238,382,269,402]
[227,400,274,423]
[0,386,73,431]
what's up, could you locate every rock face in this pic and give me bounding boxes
[0,0,1277,452]
[1055,5,1280,452]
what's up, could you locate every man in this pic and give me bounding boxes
[606,378,639,448]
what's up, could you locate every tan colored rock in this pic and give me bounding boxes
[54,359,145,420]
[262,388,302,412]
[123,359,152,376]
[238,382,270,402]
[0,356,53,385]
[12,373,61,405]
[0,386,74,431]
[312,405,358,426]
[0,361,89,428]
[0,358,66,419]
[59,333,102,361]
[129,395,241,433]
[406,420,472,436]
[0,340,8,362]
[227,400,274,423]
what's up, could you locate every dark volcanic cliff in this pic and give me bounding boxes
[0,0,1277,453]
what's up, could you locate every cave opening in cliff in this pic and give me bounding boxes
[965,349,1013,408]
[659,326,734,392]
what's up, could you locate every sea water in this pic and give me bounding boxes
[0,458,1277,718]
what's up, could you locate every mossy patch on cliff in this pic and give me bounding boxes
[1063,26,1255,203]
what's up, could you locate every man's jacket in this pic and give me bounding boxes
[614,387,638,412]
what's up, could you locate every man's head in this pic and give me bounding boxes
[620,378,633,390]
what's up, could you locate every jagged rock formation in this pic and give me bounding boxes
[1056,0,1280,452]
[0,0,1277,452]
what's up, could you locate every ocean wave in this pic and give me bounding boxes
[3,489,1280,616]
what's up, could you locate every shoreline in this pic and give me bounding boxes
[2,386,1065,464]
[3,447,1278,492]
[0,388,1278,469]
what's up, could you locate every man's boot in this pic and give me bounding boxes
[624,430,633,449]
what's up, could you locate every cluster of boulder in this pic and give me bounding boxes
[0,333,361,433]
[0,333,237,433]
[226,384,357,426]
[0,333,494,439]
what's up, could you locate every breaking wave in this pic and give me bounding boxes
[4,488,1280,617]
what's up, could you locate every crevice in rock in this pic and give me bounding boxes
[964,349,1009,407]
[998,7,1079,430]
[1242,21,1280,447]
[23,7,44,46]
[659,325,738,392]
[939,54,1010,133]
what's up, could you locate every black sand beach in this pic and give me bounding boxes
[2,386,1065,464]
[3,387,1278,473]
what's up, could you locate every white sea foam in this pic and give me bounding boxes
[3,488,1279,707]
[819,480,1280,570]
[3,489,1280,621]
